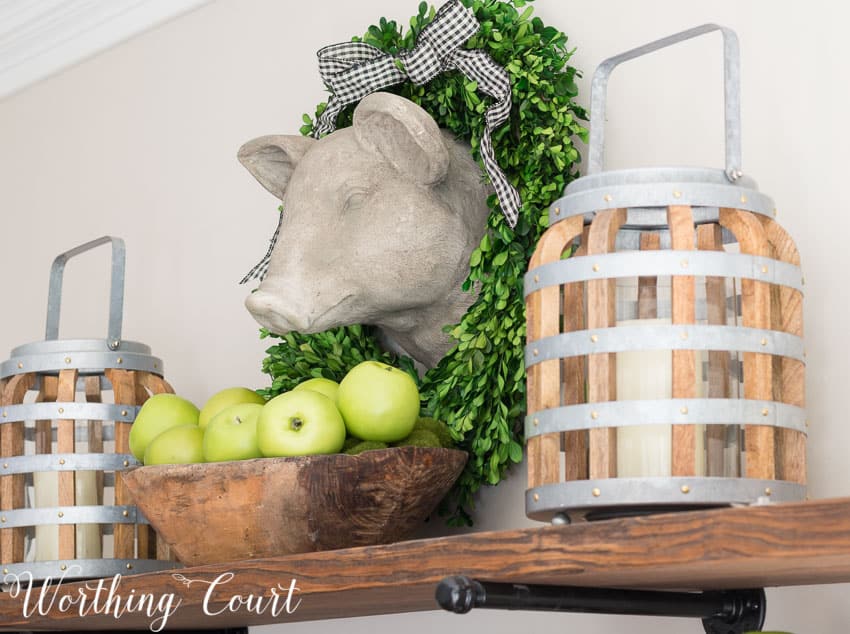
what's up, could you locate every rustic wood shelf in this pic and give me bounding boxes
[2,497,850,631]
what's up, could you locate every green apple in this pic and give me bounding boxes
[203,403,263,462]
[129,393,200,462]
[337,361,420,442]
[199,387,266,429]
[292,377,340,403]
[257,390,346,457]
[143,424,205,465]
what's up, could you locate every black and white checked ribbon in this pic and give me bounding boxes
[241,0,519,284]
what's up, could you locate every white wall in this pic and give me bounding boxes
[1,0,847,632]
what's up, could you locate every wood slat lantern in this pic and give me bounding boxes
[0,237,177,580]
[524,25,806,522]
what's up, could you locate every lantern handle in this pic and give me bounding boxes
[45,236,126,349]
[587,23,742,182]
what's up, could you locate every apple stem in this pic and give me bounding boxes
[290,417,304,431]
[234,416,242,425]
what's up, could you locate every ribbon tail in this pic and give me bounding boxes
[451,49,521,228]
[240,209,284,284]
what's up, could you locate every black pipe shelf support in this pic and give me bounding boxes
[436,576,766,634]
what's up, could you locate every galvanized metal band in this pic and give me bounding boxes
[587,24,742,178]
[8,338,152,358]
[0,402,138,424]
[550,181,774,226]
[1,453,139,475]
[526,399,807,439]
[525,250,803,297]
[526,477,806,521]
[0,505,143,529]
[0,350,163,379]
[526,325,805,367]
[2,559,180,583]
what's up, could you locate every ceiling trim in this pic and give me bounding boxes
[0,0,213,100]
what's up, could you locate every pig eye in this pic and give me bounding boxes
[343,190,368,212]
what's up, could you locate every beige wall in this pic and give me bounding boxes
[1,0,847,631]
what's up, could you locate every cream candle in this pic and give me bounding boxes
[75,470,102,559]
[33,471,58,561]
[616,318,705,478]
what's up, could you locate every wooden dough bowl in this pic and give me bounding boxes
[121,447,467,566]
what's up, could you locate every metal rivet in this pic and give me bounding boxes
[592,488,601,497]
[736,170,744,178]
[761,408,769,417]
[740,195,748,204]
[58,458,65,465]
[2,568,7,574]
[17,362,23,369]
[533,493,540,502]
[126,563,133,570]
[117,357,123,364]
[590,334,599,343]
[805,420,810,428]
[533,274,540,283]
[680,407,688,415]
[64,357,71,364]
[154,362,159,369]
[58,511,64,518]
[533,418,539,426]
[554,207,561,216]
[764,487,772,496]
[57,407,64,414]
[122,510,129,517]
[60,564,67,571]
[123,460,130,467]
[591,411,599,420]
[592,264,600,272]
[760,338,768,346]
[532,348,539,357]
[680,259,688,268]
[681,485,691,494]
[1,411,6,418]
[1,517,6,523]
[121,410,128,417]
[603,194,612,202]
[761,265,769,274]
[680,331,688,340]
[2,463,7,469]
[801,277,806,286]
[773,208,778,216]
[673,190,682,199]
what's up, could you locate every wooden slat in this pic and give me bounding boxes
[720,208,775,480]
[106,368,138,559]
[637,232,660,319]
[139,372,175,395]
[760,216,806,485]
[1,373,36,564]
[56,369,78,560]
[586,208,628,478]
[2,497,850,631]
[562,225,590,481]
[697,224,733,477]
[526,215,584,488]
[668,206,697,476]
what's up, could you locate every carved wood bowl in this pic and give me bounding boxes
[121,447,467,566]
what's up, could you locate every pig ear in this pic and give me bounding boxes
[353,92,449,185]
[237,135,315,200]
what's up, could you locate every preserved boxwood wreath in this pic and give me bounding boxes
[259,0,587,525]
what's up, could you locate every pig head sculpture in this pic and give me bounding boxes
[238,92,491,369]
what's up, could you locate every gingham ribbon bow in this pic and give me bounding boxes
[241,0,519,284]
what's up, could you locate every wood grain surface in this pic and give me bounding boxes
[1,497,850,631]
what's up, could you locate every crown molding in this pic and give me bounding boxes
[0,0,213,100]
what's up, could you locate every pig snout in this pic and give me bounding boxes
[245,287,354,335]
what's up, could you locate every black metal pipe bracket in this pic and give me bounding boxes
[436,576,766,634]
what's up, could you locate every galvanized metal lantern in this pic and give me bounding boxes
[0,236,177,580]
[524,25,806,522]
